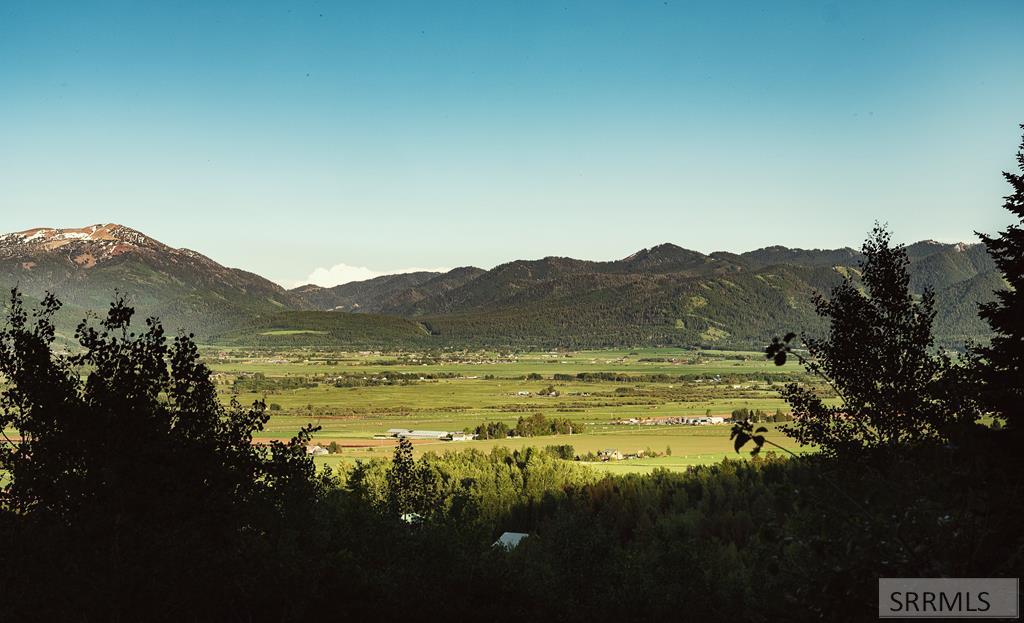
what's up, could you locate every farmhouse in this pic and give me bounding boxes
[598,448,623,461]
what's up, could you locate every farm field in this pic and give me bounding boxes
[202,347,819,472]
[307,424,809,474]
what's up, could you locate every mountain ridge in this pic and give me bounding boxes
[0,225,998,348]
[0,223,301,337]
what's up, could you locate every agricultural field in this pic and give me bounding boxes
[203,347,821,473]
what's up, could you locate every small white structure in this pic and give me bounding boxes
[387,428,476,441]
[598,448,623,461]
[405,430,450,439]
[493,532,529,550]
[388,429,447,439]
[305,445,329,456]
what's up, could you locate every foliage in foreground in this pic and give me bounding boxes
[0,291,334,620]
[765,225,979,457]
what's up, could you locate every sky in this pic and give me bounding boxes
[1,1,1022,288]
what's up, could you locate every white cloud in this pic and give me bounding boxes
[281,263,452,289]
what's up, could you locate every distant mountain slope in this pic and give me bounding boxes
[0,224,299,337]
[289,267,486,313]
[616,243,727,274]
[907,242,996,292]
[291,272,441,311]
[737,245,862,268]
[371,267,487,311]
[414,265,832,349]
[292,240,1000,349]
[933,269,1005,343]
[1,224,1001,349]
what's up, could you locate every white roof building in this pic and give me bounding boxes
[404,430,450,439]
[493,532,529,550]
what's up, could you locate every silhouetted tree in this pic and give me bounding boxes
[974,125,1024,427]
[386,436,437,519]
[766,226,975,457]
[0,290,332,618]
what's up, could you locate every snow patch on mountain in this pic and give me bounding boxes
[0,223,172,264]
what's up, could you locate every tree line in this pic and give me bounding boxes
[473,412,586,439]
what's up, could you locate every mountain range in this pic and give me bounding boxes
[0,224,1002,349]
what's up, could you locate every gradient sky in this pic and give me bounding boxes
[1,1,1022,287]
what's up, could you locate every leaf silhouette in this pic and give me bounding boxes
[733,432,750,453]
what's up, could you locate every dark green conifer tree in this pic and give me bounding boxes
[975,125,1024,427]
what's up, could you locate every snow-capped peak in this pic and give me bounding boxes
[10,223,134,244]
[0,223,177,266]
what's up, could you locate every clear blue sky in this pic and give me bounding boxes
[1,1,1022,287]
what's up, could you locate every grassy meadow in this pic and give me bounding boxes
[201,347,816,473]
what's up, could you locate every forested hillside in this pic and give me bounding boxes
[291,266,486,312]
[272,240,997,350]
[0,224,998,349]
